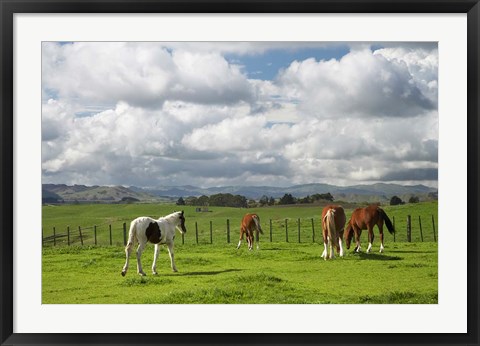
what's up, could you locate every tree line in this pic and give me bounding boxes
[176,194,248,208]
[176,192,334,208]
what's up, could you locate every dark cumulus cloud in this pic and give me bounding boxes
[380,168,438,181]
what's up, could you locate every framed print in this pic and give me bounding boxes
[1,0,479,345]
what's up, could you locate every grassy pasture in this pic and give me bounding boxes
[42,201,438,304]
[42,201,438,246]
[42,241,437,304]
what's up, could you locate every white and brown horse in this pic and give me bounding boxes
[121,211,186,276]
[237,213,264,250]
[321,205,346,260]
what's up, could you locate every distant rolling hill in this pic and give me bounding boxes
[43,183,437,204]
[130,183,438,203]
[42,184,161,203]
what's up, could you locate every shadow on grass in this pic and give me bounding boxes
[389,250,437,254]
[354,252,402,261]
[165,268,243,277]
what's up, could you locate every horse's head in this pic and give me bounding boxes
[344,221,354,249]
[177,210,187,234]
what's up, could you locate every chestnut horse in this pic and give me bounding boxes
[344,205,394,253]
[237,213,264,250]
[321,205,346,260]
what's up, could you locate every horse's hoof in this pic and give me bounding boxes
[152,272,158,276]
[172,269,178,273]
[121,271,126,277]
[138,272,146,277]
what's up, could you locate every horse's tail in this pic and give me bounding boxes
[324,208,337,247]
[126,219,137,248]
[378,208,395,234]
[253,214,264,235]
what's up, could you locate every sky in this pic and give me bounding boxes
[41,42,438,188]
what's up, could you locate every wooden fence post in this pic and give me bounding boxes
[393,216,396,242]
[418,216,423,242]
[311,218,315,243]
[195,222,199,244]
[269,219,272,242]
[432,215,437,242]
[67,226,70,246]
[297,218,301,243]
[285,219,288,242]
[210,221,213,244]
[94,225,97,245]
[123,222,127,246]
[406,215,412,242]
[227,219,230,243]
[109,224,112,246]
[79,226,84,246]
[53,227,56,246]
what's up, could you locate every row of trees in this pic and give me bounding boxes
[276,193,334,205]
[390,195,420,205]
[176,192,335,208]
[178,193,426,208]
[176,194,248,208]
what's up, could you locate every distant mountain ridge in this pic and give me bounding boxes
[43,182,437,203]
[132,183,437,202]
[42,184,158,202]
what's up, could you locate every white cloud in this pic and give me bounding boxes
[42,42,438,188]
[276,48,435,119]
[42,42,254,110]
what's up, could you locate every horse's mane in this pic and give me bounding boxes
[161,211,183,221]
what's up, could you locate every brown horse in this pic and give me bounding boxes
[321,205,346,260]
[344,205,395,253]
[237,213,264,250]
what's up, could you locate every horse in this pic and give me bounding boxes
[321,205,346,260]
[344,205,394,253]
[121,211,187,276]
[237,213,264,250]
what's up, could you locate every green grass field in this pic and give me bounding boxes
[42,241,437,304]
[42,201,438,304]
[42,201,438,246]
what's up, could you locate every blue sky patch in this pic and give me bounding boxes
[225,44,351,80]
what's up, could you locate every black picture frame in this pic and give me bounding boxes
[1,1,479,345]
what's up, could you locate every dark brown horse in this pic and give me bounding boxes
[321,205,346,260]
[237,213,264,250]
[344,205,394,253]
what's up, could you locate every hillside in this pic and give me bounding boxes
[132,183,437,202]
[43,182,437,204]
[42,184,161,203]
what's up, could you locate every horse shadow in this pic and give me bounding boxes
[165,268,243,277]
[354,252,402,261]
[389,250,436,254]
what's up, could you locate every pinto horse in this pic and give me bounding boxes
[321,205,346,260]
[121,211,187,276]
[237,213,264,250]
[344,205,394,253]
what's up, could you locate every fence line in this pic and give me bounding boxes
[42,214,437,247]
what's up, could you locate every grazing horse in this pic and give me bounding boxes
[344,205,394,253]
[321,205,346,260]
[237,213,264,250]
[121,211,187,276]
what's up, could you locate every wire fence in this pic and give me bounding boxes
[42,214,437,247]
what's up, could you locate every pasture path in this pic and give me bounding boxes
[42,241,437,304]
